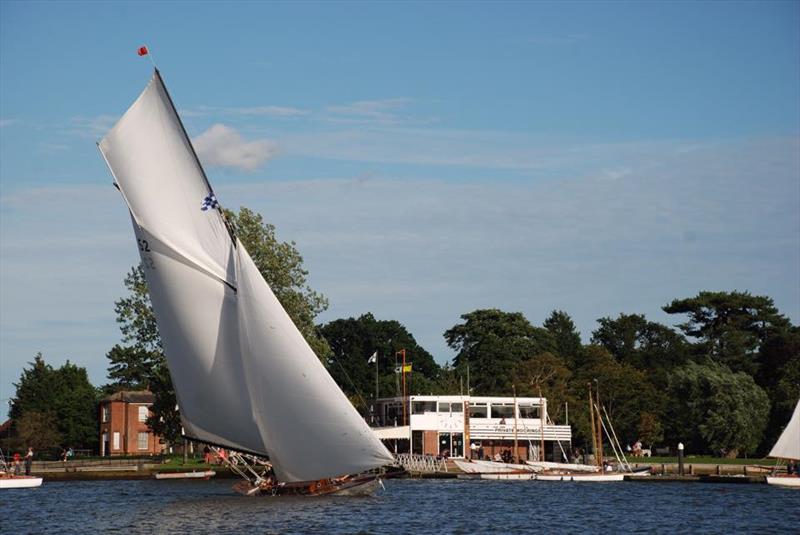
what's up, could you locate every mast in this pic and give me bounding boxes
[513,384,518,463]
[399,349,407,426]
[152,69,238,247]
[464,400,471,460]
[538,383,545,462]
[595,380,604,466]
[588,383,598,466]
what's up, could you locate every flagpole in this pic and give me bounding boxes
[401,349,407,426]
[138,44,157,69]
[375,351,379,405]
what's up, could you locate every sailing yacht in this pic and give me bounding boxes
[766,399,800,488]
[98,69,395,495]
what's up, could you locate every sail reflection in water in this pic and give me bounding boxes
[98,70,394,484]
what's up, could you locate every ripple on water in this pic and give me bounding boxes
[1,478,796,534]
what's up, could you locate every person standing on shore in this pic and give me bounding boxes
[24,447,33,475]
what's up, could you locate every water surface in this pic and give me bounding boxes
[2,478,795,534]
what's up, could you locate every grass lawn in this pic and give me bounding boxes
[635,456,778,465]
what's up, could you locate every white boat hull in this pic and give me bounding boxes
[479,472,535,480]
[0,476,43,489]
[454,460,538,474]
[525,461,598,473]
[766,476,800,488]
[536,473,625,482]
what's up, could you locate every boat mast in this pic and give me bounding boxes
[594,380,604,467]
[538,383,545,462]
[399,349,407,426]
[153,69,238,247]
[513,384,518,463]
[588,383,598,467]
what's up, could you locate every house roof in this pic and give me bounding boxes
[101,390,155,404]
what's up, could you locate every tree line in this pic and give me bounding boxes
[5,206,798,458]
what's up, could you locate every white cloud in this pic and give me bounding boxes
[69,115,117,138]
[193,123,279,171]
[0,118,17,128]
[326,98,417,125]
[280,127,696,171]
[181,105,309,118]
[226,105,309,117]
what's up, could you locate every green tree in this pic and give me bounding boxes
[10,354,98,450]
[569,345,663,449]
[543,310,582,368]
[9,353,58,420]
[145,362,182,445]
[591,313,689,386]
[667,361,769,456]
[637,412,663,449]
[15,411,62,453]
[226,206,330,358]
[663,291,790,375]
[514,352,573,424]
[106,344,159,389]
[318,313,440,407]
[444,309,555,395]
[115,266,161,353]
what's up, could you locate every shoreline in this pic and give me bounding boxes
[27,460,780,485]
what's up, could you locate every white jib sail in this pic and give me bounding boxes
[769,399,800,461]
[99,70,394,482]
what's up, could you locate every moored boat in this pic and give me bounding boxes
[535,472,625,482]
[0,475,43,489]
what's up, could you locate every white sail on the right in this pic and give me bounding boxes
[99,70,395,483]
[768,399,800,461]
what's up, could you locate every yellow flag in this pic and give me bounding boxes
[402,363,412,373]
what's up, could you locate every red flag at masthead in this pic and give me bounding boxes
[137,46,149,56]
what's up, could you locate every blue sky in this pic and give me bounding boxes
[1,1,798,417]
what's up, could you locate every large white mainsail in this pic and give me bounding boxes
[99,70,394,483]
[768,399,800,461]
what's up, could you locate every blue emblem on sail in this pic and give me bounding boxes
[201,193,219,211]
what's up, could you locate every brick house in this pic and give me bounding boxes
[98,390,163,456]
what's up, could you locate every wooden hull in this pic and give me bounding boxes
[0,476,43,489]
[766,476,800,488]
[233,473,382,497]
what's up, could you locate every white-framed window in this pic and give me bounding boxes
[113,432,120,450]
[138,406,148,422]
[468,403,488,418]
[102,405,109,423]
[518,404,541,419]
[490,403,515,419]
[138,432,148,450]
[411,401,436,414]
